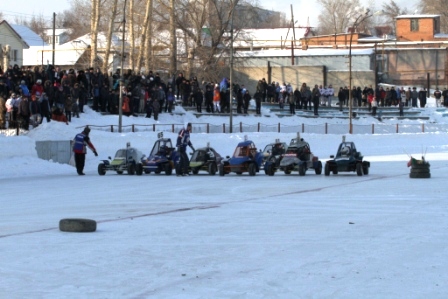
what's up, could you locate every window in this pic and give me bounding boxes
[12,49,18,62]
[411,19,419,32]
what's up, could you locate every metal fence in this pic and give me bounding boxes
[2,121,447,136]
[75,122,448,135]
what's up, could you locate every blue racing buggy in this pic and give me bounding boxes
[219,137,264,176]
[136,133,180,175]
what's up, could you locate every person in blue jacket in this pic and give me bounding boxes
[72,126,98,175]
[176,123,194,176]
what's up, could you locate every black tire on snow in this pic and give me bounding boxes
[136,163,143,175]
[356,163,363,176]
[315,161,322,175]
[59,218,97,233]
[117,170,123,175]
[208,163,217,175]
[219,164,225,176]
[410,172,431,179]
[411,163,430,169]
[324,163,330,176]
[248,163,256,176]
[284,169,291,175]
[98,163,106,175]
[192,168,199,175]
[267,164,275,176]
[410,168,430,174]
[299,164,306,176]
[165,163,173,175]
[363,165,369,175]
[127,163,135,175]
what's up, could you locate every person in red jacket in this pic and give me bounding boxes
[72,126,98,175]
[31,79,44,98]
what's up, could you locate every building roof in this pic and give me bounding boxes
[0,20,30,48]
[236,48,374,58]
[234,28,310,49]
[395,14,440,19]
[10,24,48,47]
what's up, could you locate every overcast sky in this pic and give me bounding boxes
[1,0,418,27]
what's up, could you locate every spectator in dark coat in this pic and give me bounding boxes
[418,87,427,108]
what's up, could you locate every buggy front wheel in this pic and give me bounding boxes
[98,163,106,175]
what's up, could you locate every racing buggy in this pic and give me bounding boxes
[260,140,287,172]
[219,137,264,176]
[189,143,222,175]
[136,133,180,175]
[324,136,370,176]
[266,133,322,176]
[98,142,143,175]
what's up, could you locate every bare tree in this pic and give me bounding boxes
[382,0,408,34]
[418,0,448,33]
[169,0,177,77]
[136,0,153,73]
[102,0,119,74]
[316,0,368,35]
[90,0,104,68]
[128,0,136,72]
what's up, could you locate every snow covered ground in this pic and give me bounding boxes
[1,101,448,298]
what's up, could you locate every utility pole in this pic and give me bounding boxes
[118,0,127,133]
[52,12,56,66]
[229,2,235,133]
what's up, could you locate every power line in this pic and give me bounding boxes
[1,10,56,22]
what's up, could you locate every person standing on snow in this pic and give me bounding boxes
[72,126,98,175]
[176,123,194,176]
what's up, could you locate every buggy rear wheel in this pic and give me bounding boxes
[208,162,217,175]
[324,163,330,176]
[284,169,291,175]
[315,161,322,175]
[219,164,225,176]
[136,163,143,175]
[192,168,199,175]
[117,170,123,175]
[97,163,106,175]
[362,165,369,175]
[164,163,173,175]
[128,163,135,175]
[248,163,256,176]
[298,164,306,176]
[356,163,363,176]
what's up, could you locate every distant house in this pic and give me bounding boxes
[43,28,71,45]
[0,20,30,69]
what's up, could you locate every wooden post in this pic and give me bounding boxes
[240,122,242,132]
[132,124,135,132]
[396,124,399,133]
[153,124,155,132]
[172,124,174,132]
[422,123,424,133]
[278,123,280,133]
[325,123,328,134]
[302,123,304,133]
[223,123,225,133]
[207,123,209,133]
[111,125,114,132]
[258,122,260,132]
[372,124,374,134]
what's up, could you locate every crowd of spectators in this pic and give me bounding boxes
[1,63,447,130]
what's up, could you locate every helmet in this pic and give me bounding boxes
[83,126,91,134]
[340,146,350,155]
